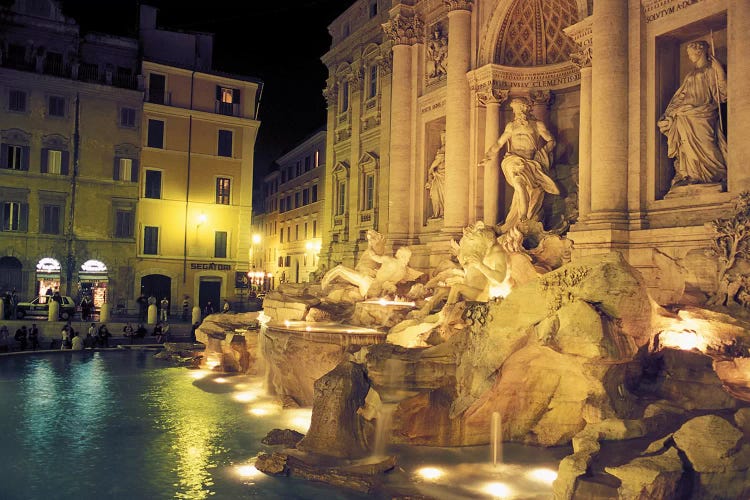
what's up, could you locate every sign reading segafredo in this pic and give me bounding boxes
[190,263,232,271]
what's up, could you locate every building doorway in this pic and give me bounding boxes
[199,278,221,315]
[141,274,171,310]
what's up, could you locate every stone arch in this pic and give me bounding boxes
[479,0,585,67]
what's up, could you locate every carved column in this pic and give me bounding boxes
[729,0,750,192]
[382,10,423,239]
[590,1,628,225]
[565,16,593,222]
[443,0,473,232]
[480,89,509,226]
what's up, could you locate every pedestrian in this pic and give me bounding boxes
[159,297,169,322]
[203,300,214,318]
[80,296,91,321]
[61,325,71,349]
[0,324,9,352]
[71,331,84,350]
[97,324,111,348]
[135,323,147,339]
[29,324,40,350]
[14,326,27,351]
[181,296,190,321]
[153,322,163,342]
[10,289,18,319]
[156,322,170,343]
[190,321,200,343]
[136,293,148,322]
[83,331,95,349]
[123,322,134,344]
[3,292,11,319]
[222,299,230,313]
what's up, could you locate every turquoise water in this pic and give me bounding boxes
[0,350,568,499]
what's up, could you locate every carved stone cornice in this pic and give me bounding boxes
[468,62,579,92]
[376,52,393,75]
[382,13,424,46]
[475,88,509,107]
[530,89,555,109]
[443,0,473,12]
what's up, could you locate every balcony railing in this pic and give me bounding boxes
[215,101,240,117]
[0,56,140,90]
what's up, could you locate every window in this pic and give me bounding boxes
[312,184,318,202]
[304,222,308,239]
[143,226,159,254]
[48,96,65,117]
[302,189,309,205]
[278,256,283,267]
[115,210,134,238]
[337,182,347,215]
[340,81,349,113]
[295,192,300,208]
[218,130,233,157]
[216,86,240,115]
[286,195,291,210]
[368,65,378,99]
[216,177,231,205]
[148,73,166,104]
[281,170,287,183]
[117,158,133,181]
[295,225,299,241]
[313,220,317,237]
[8,90,26,112]
[147,119,164,148]
[41,205,61,234]
[279,198,285,213]
[144,170,162,199]
[4,145,24,170]
[286,227,290,242]
[1,202,28,232]
[369,1,378,17]
[305,156,311,172]
[120,108,136,127]
[365,174,375,210]
[47,150,62,174]
[285,255,291,267]
[280,228,284,243]
[294,161,300,177]
[214,231,228,258]
[314,150,320,168]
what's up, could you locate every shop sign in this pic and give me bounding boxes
[36,257,61,272]
[190,263,232,271]
[235,271,249,289]
[81,259,108,273]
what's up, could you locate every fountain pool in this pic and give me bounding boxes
[0,350,569,499]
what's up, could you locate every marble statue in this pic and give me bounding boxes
[426,27,447,80]
[321,231,422,299]
[445,221,511,305]
[479,97,559,232]
[658,40,727,188]
[425,129,446,219]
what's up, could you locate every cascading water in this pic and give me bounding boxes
[491,411,502,467]
[372,403,397,458]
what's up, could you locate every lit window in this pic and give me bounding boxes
[1,202,27,232]
[119,158,132,181]
[314,150,320,168]
[216,178,231,205]
[47,150,62,174]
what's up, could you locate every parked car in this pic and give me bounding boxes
[15,296,77,320]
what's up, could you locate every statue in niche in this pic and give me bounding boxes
[479,97,559,232]
[658,40,727,188]
[321,230,422,298]
[426,26,447,80]
[425,129,446,219]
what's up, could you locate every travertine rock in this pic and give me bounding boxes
[261,428,305,447]
[296,361,371,459]
[605,447,684,500]
[672,415,744,473]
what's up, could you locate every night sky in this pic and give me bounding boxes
[58,0,354,181]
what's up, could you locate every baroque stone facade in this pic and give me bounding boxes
[320,0,750,302]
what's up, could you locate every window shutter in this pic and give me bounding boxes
[40,147,49,173]
[131,159,139,182]
[216,85,221,100]
[113,157,120,180]
[233,88,241,104]
[60,151,69,175]
[19,203,28,232]
[0,145,7,169]
[0,203,4,231]
[22,146,30,171]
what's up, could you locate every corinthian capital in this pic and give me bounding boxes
[443,0,473,11]
[570,46,592,68]
[476,88,509,107]
[530,90,555,108]
[382,13,424,46]
[323,83,338,106]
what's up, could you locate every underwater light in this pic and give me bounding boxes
[527,467,557,484]
[416,467,444,480]
[235,464,262,478]
[482,482,512,498]
[233,391,258,403]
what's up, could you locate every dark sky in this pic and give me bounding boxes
[58,0,353,181]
